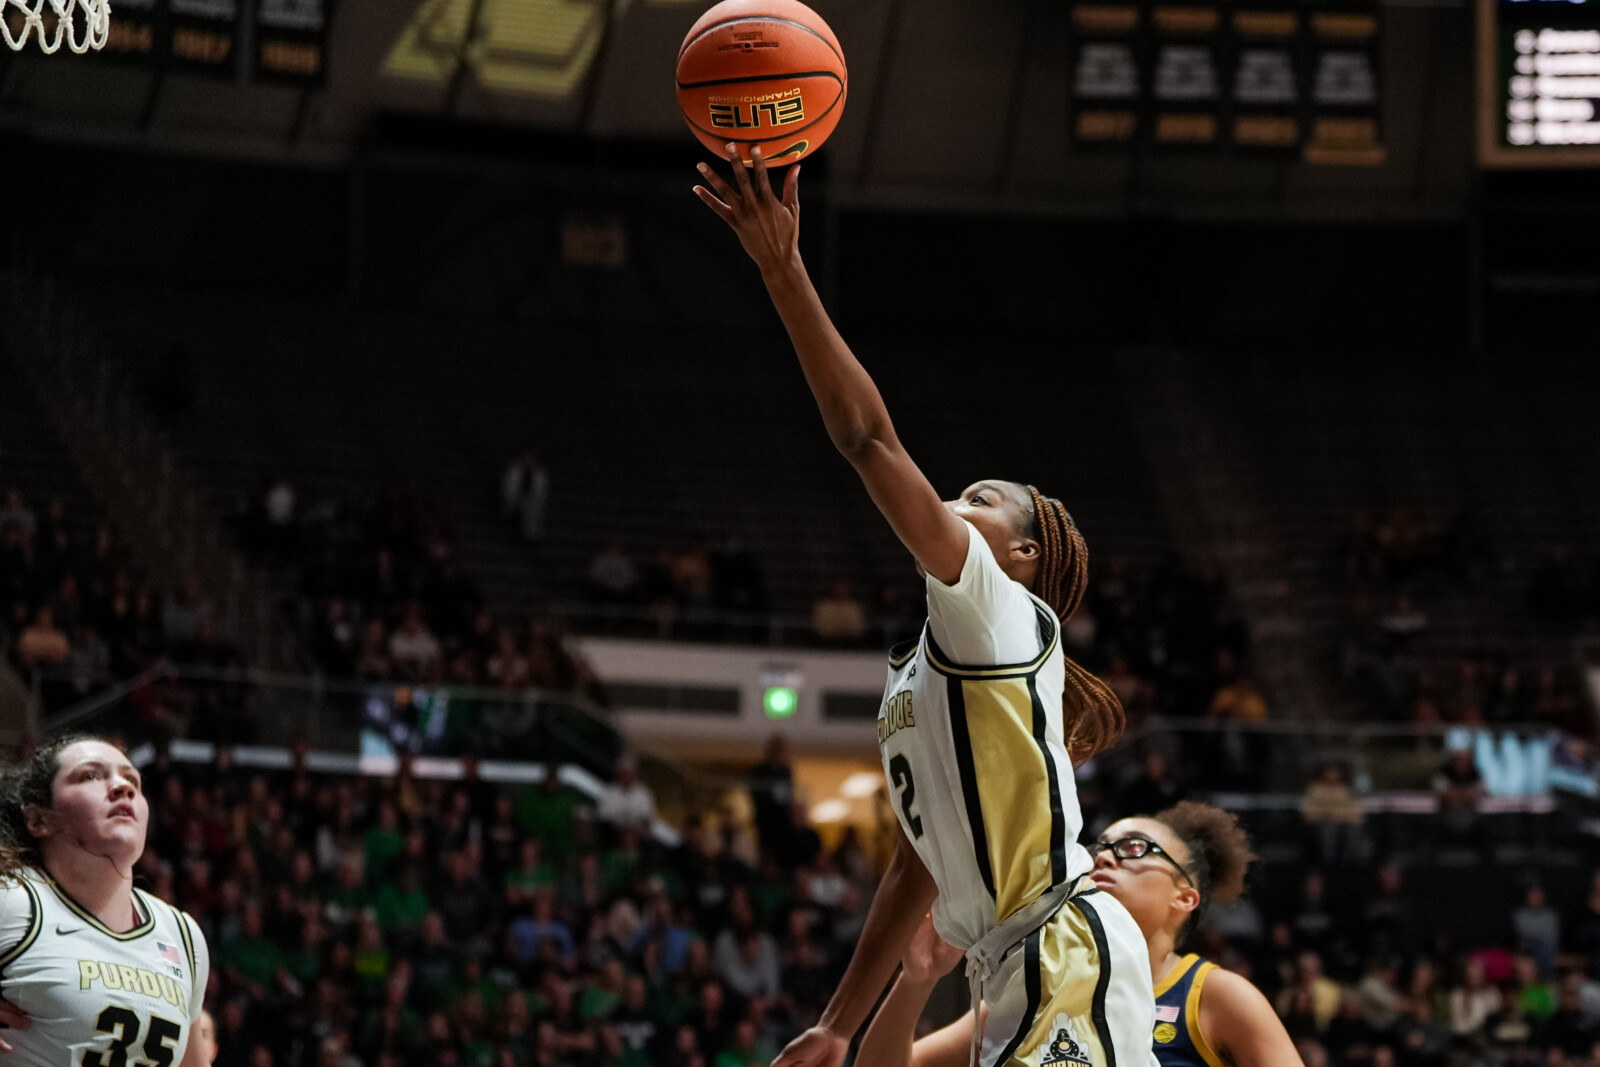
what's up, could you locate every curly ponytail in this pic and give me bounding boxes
[1154,800,1256,942]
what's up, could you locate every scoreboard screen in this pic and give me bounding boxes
[1068,0,1385,163]
[1480,0,1600,166]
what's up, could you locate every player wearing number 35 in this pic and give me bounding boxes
[0,736,211,1066]
[695,144,1157,1067]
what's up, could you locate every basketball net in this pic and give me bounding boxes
[2,0,110,53]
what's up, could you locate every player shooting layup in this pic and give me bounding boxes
[695,144,1158,1067]
[0,736,210,1066]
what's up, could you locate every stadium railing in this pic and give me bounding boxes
[33,663,710,832]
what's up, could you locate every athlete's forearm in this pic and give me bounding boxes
[760,253,897,461]
[818,837,938,1039]
[856,972,944,1067]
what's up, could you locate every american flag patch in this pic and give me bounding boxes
[1155,1005,1181,1023]
[157,942,182,966]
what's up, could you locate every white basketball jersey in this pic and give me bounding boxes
[878,521,1092,952]
[0,869,208,1067]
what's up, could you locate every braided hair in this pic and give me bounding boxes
[1024,486,1125,763]
[1154,800,1255,945]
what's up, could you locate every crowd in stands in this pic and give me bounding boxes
[1066,554,1251,727]
[135,740,876,1067]
[1333,509,1591,737]
[0,486,238,712]
[238,478,600,705]
[1189,862,1600,1067]
[119,732,1600,1067]
[583,537,772,641]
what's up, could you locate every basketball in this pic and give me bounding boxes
[676,0,847,166]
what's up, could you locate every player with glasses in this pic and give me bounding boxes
[860,801,1304,1067]
[1087,835,1195,883]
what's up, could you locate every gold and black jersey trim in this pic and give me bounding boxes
[167,899,197,975]
[923,595,1060,679]
[995,924,1045,1064]
[0,879,43,975]
[887,636,920,671]
[46,879,156,941]
[1070,891,1120,1067]
[944,674,997,901]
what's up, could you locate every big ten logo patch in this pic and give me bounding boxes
[709,89,805,129]
[1039,1013,1092,1065]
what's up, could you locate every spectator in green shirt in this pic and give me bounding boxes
[283,916,331,989]
[714,1018,774,1067]
[353,914,392,999]
[516,774,582,860]
[1514,954,1555,1018]
[324,856,371,935]
[221,903,283,999]
[374,865,432,945]
[505,839,556,908]
[579,959,628,1021]
[363,800,405,885]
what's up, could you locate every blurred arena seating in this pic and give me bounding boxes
[86,285,1172,635]
[1216,345,1598,727]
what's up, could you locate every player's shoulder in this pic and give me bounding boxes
[926,520,1053,660]
[0,866,50,904]
[0,868,47,968]
[1197,962,1280,1030]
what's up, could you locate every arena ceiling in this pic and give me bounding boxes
[0,0,1477,216]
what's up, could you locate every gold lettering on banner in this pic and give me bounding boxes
[1157,113,1218,142]
[1153,7,1220,33]
[1233,11,1298,36]
[1312,13,1378,38]
[1235,116,1300,145]
[1073,4,1140,32]
[1077,111,1138,140]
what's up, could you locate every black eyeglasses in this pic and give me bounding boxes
[1088,836,1193,886]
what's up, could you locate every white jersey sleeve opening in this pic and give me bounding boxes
[926,520,1047,667]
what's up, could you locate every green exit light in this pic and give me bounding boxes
[763,687,799,718]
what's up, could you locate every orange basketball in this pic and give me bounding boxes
[676,0,847,167]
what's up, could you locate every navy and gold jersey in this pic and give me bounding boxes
[877,520,1091,952]
[1152,954,1225,1067]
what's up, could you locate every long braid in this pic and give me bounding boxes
[1025,486,1125,763]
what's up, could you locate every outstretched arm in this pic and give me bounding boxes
[857,911,980,1067]
[695,145,969,584]
[772,826,938,1067]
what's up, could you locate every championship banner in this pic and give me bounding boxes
[166,0,240,76]
[1067,0,1385,161]
[1069,1,1145,147]
[255,0,332,85]
[1303,3,1385,164]
[1228,2,1301,152]
[1149,4,1224,148]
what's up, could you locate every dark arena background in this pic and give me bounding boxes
[2,0,1600,1065]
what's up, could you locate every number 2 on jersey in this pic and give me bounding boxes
[888,753,924,839]
[81,1006,183,1067]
